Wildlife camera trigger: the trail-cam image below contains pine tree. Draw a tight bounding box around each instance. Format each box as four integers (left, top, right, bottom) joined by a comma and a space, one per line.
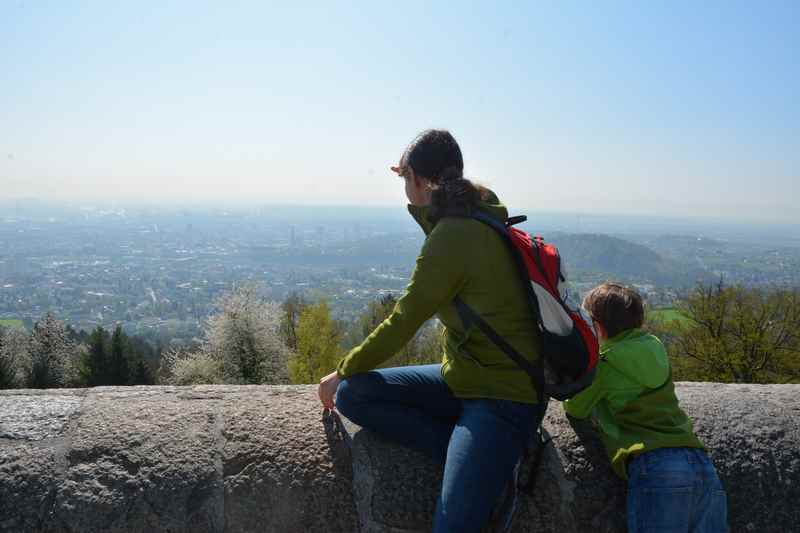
84, 327, 109, 386
132, 358, 153, 385
109, 326, 130, 385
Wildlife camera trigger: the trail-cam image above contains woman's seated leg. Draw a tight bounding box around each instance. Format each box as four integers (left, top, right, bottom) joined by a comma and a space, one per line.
434, 399, 540, 533
336, 364, 461, 463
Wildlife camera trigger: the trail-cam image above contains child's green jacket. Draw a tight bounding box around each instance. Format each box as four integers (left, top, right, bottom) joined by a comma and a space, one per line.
564, 329, 703, 479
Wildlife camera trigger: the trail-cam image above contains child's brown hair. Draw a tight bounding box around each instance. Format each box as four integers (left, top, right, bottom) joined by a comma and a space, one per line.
582, 282, 644, 338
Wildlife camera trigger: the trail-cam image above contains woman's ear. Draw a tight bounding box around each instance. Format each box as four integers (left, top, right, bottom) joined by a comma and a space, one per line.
410, 169, 434, 191
408, 167, 420, 185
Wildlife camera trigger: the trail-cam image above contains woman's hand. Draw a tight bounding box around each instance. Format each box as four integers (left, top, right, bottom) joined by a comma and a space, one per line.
318, 371, 342, 411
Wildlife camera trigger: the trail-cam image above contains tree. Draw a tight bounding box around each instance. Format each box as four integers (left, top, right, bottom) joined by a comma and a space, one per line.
342, 294, 397, 350
289, 299, 344, 384
25, 313, 72, 388
339, 294, 442, 370
63, 343, 89, 388
657, 281, 800, 383
126, 334, 157, 385
159, 285, 290, 386
1, 326, 29, 389
108, 326, 130, 385
359, 294, 397, 340
83, 327, 110, 386
131, 357, 154, 385
389, 320, 444, 367
280, 292, 307, 351
0, 326, 17, 389
205, 284, 289, 384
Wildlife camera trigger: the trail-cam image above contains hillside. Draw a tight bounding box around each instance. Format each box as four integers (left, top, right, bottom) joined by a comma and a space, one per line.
314, 230, 710, 288
548, 232, 710, 287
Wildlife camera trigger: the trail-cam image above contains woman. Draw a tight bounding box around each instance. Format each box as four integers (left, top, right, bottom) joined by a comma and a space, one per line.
317, 129, 542, 533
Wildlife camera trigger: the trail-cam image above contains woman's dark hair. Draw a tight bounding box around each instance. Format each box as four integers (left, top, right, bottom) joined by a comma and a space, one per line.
402, 129, 485, 216
582, 282, 645, 338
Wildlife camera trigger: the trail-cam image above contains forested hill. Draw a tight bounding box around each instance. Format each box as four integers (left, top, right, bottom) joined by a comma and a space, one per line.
266, 230, 712, 287
547, 232, 710, 287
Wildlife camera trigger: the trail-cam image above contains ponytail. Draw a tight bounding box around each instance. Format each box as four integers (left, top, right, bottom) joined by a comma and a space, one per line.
403, 130, 485, 218
430, 166, 484, 217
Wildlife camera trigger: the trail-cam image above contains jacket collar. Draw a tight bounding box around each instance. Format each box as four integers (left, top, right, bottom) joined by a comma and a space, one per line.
407, 189, 509, 236
599, 328, 644, 353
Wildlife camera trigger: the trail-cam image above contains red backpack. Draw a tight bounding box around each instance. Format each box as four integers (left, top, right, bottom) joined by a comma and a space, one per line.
453, 212, 599, 403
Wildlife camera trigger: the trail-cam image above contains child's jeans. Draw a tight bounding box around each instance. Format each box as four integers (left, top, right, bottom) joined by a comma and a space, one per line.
627, 447, 728, 533
335, 364, 541, 533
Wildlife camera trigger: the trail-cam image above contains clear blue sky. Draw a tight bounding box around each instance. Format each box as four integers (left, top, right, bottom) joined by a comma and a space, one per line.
1, 1, 797, 222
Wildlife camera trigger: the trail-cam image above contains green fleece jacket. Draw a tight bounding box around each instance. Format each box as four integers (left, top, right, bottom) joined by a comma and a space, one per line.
564, 329, 704, 479
336, 192, 541, 403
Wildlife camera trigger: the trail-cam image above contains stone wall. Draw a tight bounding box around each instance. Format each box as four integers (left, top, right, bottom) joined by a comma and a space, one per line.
1, 383, 797, 532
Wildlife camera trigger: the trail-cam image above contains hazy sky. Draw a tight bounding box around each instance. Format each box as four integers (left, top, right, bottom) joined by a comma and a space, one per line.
1, 1, 798, 222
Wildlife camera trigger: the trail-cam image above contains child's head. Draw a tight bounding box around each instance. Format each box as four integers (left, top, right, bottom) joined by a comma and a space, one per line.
582, 282, 644, 341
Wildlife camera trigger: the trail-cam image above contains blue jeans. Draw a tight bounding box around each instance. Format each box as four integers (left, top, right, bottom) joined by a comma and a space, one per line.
335, 364, 541, 533
627, 447, 728, 533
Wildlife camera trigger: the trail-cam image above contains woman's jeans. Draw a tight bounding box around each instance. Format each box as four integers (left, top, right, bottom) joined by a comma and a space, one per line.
627, 447, 729, 533
336, 364, 541, 533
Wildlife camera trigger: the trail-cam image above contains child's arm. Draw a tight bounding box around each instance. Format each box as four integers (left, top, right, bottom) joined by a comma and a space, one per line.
563, 366, 607, 419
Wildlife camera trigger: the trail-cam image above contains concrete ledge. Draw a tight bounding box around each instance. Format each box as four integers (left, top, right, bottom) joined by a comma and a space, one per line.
1, 383, 798, 532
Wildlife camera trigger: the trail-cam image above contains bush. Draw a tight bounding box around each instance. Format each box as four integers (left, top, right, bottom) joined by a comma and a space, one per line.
158, 284, 290, 385
170, 351, 224, 385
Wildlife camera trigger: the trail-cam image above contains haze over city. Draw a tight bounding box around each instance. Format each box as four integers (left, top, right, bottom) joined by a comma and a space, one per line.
1, 1, 797, 223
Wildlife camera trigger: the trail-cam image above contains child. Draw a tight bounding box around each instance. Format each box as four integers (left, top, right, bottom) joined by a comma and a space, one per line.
564, 282, 728, 533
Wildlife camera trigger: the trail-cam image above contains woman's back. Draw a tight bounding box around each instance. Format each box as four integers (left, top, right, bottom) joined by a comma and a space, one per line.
337, 189, 541, 404
417, 194, 541, 403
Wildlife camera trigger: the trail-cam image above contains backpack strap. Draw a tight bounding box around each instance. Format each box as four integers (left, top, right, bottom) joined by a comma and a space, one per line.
453, 297, 545, 406
519, 402, 552, 494
471, 212, 546, 331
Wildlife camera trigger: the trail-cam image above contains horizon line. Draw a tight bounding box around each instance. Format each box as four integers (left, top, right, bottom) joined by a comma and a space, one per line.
1, 197, 799, 228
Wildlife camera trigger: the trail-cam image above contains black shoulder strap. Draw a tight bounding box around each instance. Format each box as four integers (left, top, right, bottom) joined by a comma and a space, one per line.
470, 212, 545, 331
454, 297, 545, 406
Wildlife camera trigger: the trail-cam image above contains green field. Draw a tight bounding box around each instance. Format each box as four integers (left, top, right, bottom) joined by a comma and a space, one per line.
647, 308, 691, 325
0, 319, 25, 330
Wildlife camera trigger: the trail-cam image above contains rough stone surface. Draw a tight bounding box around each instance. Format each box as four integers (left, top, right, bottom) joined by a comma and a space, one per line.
0, 389, 84, 440
0, 386, 358, 533
0, 383, 797, 532
219, 386, 356, 533
336, 382, 800, 533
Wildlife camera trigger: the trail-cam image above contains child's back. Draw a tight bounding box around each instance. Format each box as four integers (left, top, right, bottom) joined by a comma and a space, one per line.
564, 328, 703, 478
565, 283, 727, 533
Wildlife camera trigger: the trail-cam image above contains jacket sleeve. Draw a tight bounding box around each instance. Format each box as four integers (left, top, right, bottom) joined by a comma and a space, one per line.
337, 222, 467, 377
563, 362, 609, 419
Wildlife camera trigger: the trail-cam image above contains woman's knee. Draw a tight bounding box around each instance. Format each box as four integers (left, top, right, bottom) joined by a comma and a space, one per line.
335, 373, 371, 417
335, 378, 352, 415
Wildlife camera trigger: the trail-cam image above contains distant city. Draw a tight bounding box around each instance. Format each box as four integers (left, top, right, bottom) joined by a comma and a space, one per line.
1, 199, 798, 347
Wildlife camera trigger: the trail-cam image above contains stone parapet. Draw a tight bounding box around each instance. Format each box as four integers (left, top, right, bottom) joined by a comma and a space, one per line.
1, 383, 797, 532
